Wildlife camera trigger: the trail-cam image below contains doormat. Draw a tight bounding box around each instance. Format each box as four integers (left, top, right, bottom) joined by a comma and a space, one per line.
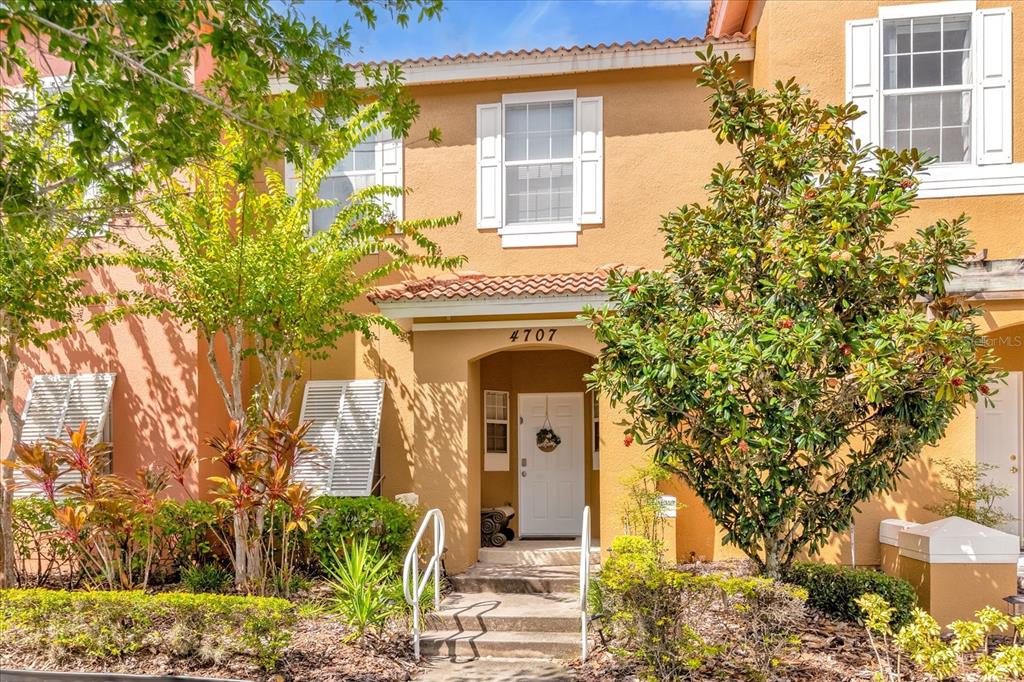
521, 536, 576, 541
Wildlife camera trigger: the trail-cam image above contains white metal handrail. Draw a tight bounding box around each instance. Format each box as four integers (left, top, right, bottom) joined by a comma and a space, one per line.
403, 507, 445, 659
579, 504, 592, 660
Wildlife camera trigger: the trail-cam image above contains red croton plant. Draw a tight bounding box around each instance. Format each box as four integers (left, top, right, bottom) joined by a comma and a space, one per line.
5, 412, 319, 595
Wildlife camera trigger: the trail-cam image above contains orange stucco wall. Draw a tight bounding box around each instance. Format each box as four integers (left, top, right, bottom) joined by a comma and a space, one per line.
0, 263, 205, 495
752, 0, 1024, 259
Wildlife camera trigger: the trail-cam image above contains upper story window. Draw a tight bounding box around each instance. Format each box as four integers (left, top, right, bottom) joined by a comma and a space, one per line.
504, 100, 574, 225
882, 14, 972, 164
846, 1, 1018, 197
477, 90, 603, 248
286, 130, 403, 234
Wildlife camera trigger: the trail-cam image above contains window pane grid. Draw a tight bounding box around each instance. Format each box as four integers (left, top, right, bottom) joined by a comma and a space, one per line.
881, 13, 972, 165
485, 391, 509, 455
504, 99, 574, 226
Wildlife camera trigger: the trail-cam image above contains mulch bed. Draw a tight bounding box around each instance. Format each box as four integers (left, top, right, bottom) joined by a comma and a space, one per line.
573, 558, 929, 682
0, 616, 420, 682
574, 611, 914, 681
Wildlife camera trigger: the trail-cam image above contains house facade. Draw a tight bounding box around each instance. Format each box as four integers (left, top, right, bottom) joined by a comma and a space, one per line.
6, 0, 1024, 574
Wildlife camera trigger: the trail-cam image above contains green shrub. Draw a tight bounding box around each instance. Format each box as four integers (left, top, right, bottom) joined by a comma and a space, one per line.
153, 500, 224, 574
784, 561, 917, 628
181, 563, 232, 593
0, 588, 294, 671
600, 535, 806, 681
306, 496, 417, 571
11, 498, 76, 588
859, 595, 1024, 681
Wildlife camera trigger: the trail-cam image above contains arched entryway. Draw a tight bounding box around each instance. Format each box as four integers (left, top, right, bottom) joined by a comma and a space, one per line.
475, 348, 600, 542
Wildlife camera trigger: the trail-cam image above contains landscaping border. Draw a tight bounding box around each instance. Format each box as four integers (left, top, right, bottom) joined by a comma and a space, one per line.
0, 671, 250, 682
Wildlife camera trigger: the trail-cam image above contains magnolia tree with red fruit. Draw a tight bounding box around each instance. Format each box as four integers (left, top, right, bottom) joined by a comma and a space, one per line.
588, 50, 1001, 579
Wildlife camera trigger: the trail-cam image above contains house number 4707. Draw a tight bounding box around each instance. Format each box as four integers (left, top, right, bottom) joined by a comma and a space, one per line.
508, 328, 558, 343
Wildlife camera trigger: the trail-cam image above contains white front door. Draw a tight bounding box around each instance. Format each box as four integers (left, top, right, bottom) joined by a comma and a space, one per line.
976, 371, 1023, 536
518, 393, 585, 537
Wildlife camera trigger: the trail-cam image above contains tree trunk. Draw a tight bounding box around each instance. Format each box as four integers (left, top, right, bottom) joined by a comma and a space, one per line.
0, 344, 24, 588
233, 511, 248, 590
762, 537, 784, 580
204, 326, 246, 427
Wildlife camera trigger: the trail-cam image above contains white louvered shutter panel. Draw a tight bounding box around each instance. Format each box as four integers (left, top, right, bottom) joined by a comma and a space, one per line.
377, 132, 404, 221
575, 96, 603, 225
296, 379, 385, 497
331, 380, 385, 497
295, 381, 345, 494
845, 18, 881, 148
20, 375, 73, 444
62, 373, 115, 439
976, 7, 1013, 166
476, 103, 502, 229
16, 373, 115, 497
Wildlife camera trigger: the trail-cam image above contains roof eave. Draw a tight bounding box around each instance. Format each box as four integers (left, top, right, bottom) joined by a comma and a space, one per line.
270, 38, 754, 92
375, 293, 610, 320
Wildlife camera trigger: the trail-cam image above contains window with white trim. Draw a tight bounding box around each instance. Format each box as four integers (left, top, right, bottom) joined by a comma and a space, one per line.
846, 2, 1018, 197
591, 391, 600, 471
477, 90, 603, 248
484, 390, 509, 456
505, 99, 575, 225
882, 14, 972, 164
286, 130, 404, 234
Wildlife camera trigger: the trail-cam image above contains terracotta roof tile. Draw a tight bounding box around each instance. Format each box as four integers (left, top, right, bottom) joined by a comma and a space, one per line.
370, 267, 635, 304
354, 33, 750, 69
706, 0, 724, 37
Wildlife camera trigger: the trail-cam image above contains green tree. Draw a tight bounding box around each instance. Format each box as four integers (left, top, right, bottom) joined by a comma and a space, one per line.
143, 113, 463, 427
0, 77, 124, 586
588, 51, 1000, 579
0, 0, 444, 588
0, 0, 443, 199
142, 119, 462, 587
926, 458, 1012, 530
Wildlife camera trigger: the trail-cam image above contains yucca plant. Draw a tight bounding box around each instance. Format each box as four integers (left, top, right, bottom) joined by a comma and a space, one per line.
324, 536, 400, 642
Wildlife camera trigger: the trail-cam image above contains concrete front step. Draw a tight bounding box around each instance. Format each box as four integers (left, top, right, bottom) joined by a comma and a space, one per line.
434, 591, 580, 632
419, 629, 581, 660
450, 564, 593, 594
478, 540, 601, 567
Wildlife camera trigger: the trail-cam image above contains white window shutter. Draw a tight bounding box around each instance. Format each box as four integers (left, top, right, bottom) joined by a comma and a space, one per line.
296, 379, 385, 497
476, 103, 502, 229
575, 96, 603, 225
976, 7, 1013, 166
845, 18, 881, 148
20, 373, 114, 443
17, 373, 115, 497
377, 133, 404, 221
20, 375, 73, 445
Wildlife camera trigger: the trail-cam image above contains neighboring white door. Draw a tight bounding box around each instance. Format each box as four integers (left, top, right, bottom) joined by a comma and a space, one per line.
976, 371, 1023, 536
518, 393, 585, 537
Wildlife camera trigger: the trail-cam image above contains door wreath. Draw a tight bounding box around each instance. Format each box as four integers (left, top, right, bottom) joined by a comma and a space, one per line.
536, 396, 562, 452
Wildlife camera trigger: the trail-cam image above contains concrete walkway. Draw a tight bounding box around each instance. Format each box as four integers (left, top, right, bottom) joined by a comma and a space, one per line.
416, 657, 575, 681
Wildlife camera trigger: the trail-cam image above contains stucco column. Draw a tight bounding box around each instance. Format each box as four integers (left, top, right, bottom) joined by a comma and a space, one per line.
412, 332, 481, 573
597, 396, 640, 556
897, 517, 1018, 627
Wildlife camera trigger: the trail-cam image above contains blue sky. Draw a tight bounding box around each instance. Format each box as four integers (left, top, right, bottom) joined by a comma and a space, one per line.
299, 0, 712, 63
